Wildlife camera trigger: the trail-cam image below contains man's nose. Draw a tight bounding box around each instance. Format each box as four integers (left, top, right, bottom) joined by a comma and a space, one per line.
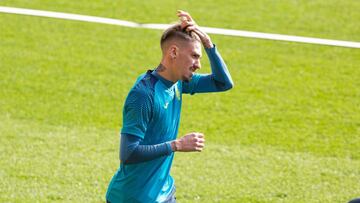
194, 60, 201, 69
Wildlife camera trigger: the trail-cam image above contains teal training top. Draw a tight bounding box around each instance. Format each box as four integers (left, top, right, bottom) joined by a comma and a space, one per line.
106, 45, 233, 203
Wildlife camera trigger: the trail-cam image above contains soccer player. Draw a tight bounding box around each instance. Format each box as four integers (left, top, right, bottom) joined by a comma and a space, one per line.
105, 10, 233, 203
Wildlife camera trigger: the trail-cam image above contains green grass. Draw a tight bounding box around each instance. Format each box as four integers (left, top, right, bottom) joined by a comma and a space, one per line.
1, 1, 360, 202
1, 0, 360, 41
0, 115, 116, 202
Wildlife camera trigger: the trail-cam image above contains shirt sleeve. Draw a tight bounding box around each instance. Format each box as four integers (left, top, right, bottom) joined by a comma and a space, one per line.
121, 89, 152, 139
120, 133, 173, 164
182, 44, 234, 94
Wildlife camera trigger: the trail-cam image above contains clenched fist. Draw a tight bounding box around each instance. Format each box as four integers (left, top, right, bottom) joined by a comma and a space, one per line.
171, 132, 205, 152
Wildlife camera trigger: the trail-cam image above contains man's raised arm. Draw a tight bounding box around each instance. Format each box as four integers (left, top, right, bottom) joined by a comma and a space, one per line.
178, 10, 234, 94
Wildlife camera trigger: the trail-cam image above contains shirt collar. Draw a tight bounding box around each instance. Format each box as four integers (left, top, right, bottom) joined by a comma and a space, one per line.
151, 70, 176, 88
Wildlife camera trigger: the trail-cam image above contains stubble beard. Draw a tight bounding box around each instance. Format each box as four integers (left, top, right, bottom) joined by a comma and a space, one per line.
182, 73, 192, 83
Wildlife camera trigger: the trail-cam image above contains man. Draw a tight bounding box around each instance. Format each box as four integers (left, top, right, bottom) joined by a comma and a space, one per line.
106, 10, 233, 203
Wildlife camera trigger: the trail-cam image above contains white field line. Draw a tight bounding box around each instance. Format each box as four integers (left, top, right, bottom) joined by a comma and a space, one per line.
1, 6, 359, 49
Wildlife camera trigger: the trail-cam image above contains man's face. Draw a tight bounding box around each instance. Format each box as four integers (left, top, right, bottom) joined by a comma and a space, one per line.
175, 41, 202, 82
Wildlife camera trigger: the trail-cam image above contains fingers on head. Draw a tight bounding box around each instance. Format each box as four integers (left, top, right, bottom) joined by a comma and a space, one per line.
177, 10, 193, 21
185, 24, 196, 32
177, 10, 189, 16
184, 22, 195, 26
180, 16, 188, 22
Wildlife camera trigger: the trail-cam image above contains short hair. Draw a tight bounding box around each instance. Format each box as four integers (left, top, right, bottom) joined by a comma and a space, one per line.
160, 24, 200, 50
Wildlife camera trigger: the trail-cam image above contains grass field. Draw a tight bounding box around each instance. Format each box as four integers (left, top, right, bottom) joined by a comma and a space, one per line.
1, 1, 360, 202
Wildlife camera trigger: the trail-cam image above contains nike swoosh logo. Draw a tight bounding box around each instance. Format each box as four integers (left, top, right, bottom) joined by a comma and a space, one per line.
164, 102, 169, 109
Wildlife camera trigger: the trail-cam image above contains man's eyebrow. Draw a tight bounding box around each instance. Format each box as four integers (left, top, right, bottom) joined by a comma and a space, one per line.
193, 52, 202, 58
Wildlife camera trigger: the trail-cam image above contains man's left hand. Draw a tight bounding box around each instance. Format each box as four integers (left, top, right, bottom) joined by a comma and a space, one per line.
177, 10, 213, 49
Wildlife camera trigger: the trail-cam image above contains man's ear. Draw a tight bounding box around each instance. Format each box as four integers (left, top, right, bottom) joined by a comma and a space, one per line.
169, 45, 179, 59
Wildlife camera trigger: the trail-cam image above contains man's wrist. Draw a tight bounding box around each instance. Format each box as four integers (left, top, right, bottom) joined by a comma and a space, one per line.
203, 39, 213, 49
171, 140, 182, 152
171, 140, 177, 152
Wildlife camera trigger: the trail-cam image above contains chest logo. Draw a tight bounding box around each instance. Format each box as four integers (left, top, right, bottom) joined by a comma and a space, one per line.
163, 102, 169, 109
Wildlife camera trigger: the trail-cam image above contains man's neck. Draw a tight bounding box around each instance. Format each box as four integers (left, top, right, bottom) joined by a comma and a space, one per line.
155, 62, 178, 83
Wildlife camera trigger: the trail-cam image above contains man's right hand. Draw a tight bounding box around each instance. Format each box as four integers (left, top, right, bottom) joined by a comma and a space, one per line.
171, 132, 205, 152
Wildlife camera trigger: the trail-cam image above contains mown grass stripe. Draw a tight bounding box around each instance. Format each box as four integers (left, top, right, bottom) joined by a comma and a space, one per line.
1, 6, 360, 49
